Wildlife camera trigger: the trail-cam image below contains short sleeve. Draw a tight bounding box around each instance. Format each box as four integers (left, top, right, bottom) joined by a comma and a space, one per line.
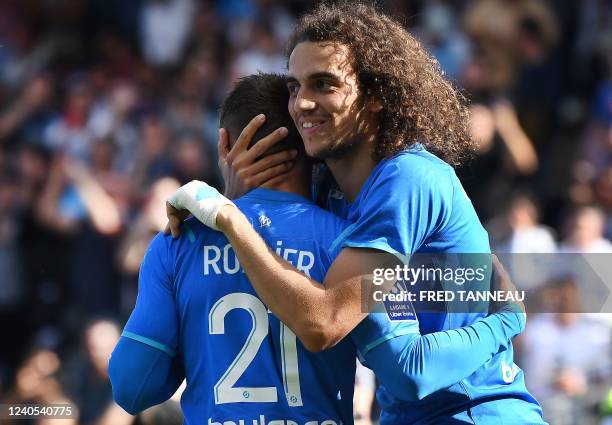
340, 158, 454, 255
123, 232, 179, 357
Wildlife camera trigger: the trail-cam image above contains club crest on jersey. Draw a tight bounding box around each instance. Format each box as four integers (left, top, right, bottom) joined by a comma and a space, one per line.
259, 215, 272, 228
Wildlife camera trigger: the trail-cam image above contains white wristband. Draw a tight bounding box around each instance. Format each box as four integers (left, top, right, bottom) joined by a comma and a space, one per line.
167, 181, 235, 231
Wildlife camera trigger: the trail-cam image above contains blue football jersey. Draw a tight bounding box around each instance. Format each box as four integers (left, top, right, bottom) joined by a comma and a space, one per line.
324, 148, 545, 424
124, 188, 357, 425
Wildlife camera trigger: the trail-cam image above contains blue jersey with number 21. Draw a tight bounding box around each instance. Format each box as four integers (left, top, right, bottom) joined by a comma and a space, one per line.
123, 188, 360, 425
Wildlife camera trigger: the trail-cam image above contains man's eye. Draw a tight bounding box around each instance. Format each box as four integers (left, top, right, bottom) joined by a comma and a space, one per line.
315, 80, 332, 90
287, 84, 299, 96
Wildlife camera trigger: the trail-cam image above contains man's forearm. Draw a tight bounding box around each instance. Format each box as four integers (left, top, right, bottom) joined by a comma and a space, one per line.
217, 205, 348, 350
166, 181, 366, 350
359, 306, 525, 401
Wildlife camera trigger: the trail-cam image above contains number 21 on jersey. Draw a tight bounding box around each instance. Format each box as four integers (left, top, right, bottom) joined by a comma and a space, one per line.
209, 292, 303, 406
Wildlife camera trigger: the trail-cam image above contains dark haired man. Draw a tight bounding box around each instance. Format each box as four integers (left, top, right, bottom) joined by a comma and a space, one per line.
110, 74, 356, 424
167, 5, 546, 416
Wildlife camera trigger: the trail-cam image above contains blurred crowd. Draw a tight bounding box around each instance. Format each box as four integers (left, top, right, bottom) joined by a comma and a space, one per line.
0, 0, 610, 424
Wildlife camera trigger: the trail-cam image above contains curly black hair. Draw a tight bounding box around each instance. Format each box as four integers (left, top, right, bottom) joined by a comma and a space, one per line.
287, 1, 474, 166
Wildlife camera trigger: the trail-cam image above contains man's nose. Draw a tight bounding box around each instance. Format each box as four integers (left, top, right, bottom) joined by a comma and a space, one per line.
294, 90, 316, 112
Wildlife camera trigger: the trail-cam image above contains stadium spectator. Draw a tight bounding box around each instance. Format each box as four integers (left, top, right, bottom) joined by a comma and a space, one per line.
1, 348, 77, 425
130, 114, 174, 194
139, 0, 196, 67
63, 320, 132, 425
522, 278, 612, 425
490, 193, 557, 254
42, 74, 97, 161
117, 176, 180, 316
559, 206, 612, 253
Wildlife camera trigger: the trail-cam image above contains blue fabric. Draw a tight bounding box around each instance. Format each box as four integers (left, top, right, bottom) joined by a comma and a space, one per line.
357, 307, 524, 403
109, 337, 183, 415
121, 331, 176, 357
341, 148, 490, 255
321, 148, 545, 424
114, 182, 541, 424
118, 188, 357, 424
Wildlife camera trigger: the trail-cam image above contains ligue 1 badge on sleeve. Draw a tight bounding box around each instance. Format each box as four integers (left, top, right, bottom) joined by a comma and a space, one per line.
380, 280, 418, 322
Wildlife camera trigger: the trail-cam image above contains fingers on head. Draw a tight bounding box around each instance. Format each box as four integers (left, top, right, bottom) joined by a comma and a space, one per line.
252, 127, 288, 156
252, 162, 294, 187
235, 114, 266, 151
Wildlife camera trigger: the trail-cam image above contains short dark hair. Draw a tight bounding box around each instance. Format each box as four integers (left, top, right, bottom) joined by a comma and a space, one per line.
219, 73, 302, 157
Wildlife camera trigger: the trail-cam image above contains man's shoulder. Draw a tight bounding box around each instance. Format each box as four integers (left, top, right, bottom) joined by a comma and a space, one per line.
367, 148, 455, 199
238, 190, 348, 227
385, 148, 453, 178
168, 217, 226, 249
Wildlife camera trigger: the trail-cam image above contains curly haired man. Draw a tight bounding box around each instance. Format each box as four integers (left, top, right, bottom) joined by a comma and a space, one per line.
166, 3, 546, 424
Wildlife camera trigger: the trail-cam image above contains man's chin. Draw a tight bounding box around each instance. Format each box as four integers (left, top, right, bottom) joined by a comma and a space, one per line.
307, 139, 359, 161
303, 138, 326, 159
306, 146, 333, 161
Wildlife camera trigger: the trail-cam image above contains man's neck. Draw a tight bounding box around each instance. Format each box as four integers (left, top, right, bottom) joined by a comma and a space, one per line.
260, 162, 312, 200
325, 142, 377, 203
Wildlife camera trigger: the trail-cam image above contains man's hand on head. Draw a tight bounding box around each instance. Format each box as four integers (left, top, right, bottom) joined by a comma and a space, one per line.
219, 114, 297, 199
165, 181, 236, 237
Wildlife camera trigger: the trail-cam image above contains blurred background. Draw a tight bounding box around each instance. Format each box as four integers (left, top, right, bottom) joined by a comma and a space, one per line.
0, 0, 610, 424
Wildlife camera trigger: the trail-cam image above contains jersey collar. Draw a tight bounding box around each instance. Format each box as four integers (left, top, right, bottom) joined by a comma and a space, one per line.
242, 187, 313, 204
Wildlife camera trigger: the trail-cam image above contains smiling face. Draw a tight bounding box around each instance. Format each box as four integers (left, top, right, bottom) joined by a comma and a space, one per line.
287, 41, 379, 160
